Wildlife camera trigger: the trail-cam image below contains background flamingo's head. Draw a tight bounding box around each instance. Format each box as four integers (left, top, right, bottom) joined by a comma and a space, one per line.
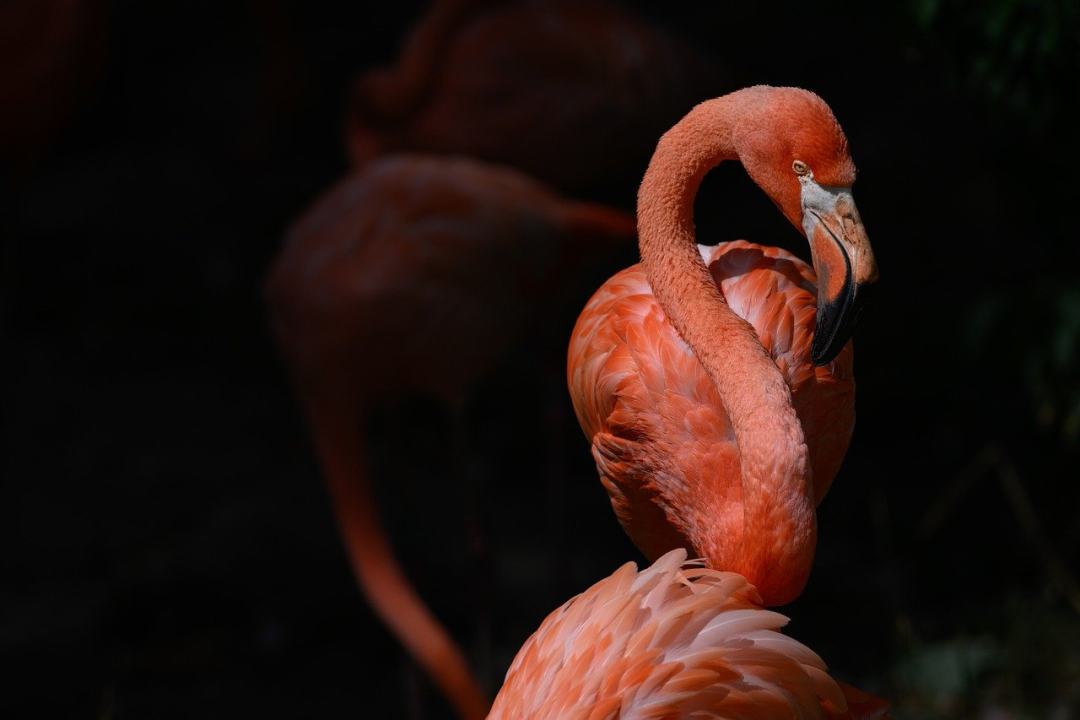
735, 86, 878, 365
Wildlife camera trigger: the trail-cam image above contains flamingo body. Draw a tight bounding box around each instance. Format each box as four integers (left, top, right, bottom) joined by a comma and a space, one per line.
568, 241, 854, 580
489, 549, 889, 719
268, 153, 634, 403
565, 87, 878, 605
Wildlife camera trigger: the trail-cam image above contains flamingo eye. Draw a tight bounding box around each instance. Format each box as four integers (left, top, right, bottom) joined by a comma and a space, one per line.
792, 160, 810, 176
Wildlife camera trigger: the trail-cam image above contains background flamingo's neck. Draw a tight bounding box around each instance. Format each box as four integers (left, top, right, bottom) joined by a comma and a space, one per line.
636, 95, 816, 605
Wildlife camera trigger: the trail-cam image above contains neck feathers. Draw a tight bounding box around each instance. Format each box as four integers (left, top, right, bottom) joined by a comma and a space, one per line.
636, 94, 815, 605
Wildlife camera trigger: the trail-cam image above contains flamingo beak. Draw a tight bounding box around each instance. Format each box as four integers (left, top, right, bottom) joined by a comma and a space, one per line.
800, 180, 877, 366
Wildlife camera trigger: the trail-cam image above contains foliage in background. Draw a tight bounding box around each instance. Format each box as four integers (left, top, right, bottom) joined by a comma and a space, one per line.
909, 0, 1080, 127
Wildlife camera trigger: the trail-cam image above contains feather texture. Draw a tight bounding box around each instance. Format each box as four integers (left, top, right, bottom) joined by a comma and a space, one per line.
568, 240, 855, 588
489, 549, 880, 719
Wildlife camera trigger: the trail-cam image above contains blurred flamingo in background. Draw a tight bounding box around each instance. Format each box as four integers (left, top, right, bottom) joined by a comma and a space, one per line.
568, 86, 879, 606
265, 154, 635, 719
489, 548, 891, 719
347, 0, 720, 197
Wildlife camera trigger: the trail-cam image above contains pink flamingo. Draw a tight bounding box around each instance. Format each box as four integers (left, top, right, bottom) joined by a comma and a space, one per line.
265, 154, 635, 719
489, 549, 891, 719
568, 86, 878, 606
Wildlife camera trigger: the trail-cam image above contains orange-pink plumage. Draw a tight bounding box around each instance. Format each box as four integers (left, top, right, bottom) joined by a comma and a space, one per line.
567, 87, 879, 606
569, 241, 855, 560
489, 549, 890, 719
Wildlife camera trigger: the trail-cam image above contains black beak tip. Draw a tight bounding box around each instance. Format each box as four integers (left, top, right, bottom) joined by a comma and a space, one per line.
811, 284, 870, 367
810, 334, 844, 367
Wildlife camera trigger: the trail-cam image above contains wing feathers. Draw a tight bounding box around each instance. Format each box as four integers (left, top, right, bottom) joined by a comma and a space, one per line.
566, 241, 857, 562
489, 550, 848, 719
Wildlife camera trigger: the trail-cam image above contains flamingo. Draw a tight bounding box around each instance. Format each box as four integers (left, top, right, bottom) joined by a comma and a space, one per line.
489, 548, 891, 719
347, 0, 718, 196
265, 153, 635, 720
567, 86, 878, 606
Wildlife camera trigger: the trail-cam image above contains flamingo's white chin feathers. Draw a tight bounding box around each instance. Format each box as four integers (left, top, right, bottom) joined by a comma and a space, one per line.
488, 549, 848, 719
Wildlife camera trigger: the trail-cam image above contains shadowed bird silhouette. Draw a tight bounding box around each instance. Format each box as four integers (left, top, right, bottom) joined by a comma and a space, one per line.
568, 86, 879, 606
265, 154, 635, 719
347, 0, 720, 197
489, 548, 891, 719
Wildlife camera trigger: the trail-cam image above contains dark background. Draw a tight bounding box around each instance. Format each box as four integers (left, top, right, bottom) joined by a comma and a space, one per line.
4, 1, 1079, 718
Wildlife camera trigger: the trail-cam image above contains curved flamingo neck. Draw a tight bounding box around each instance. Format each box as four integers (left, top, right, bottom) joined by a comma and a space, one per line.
637, 95, 815, 604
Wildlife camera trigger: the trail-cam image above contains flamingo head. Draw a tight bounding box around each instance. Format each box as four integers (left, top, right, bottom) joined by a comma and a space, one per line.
735, 87, 878, 365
